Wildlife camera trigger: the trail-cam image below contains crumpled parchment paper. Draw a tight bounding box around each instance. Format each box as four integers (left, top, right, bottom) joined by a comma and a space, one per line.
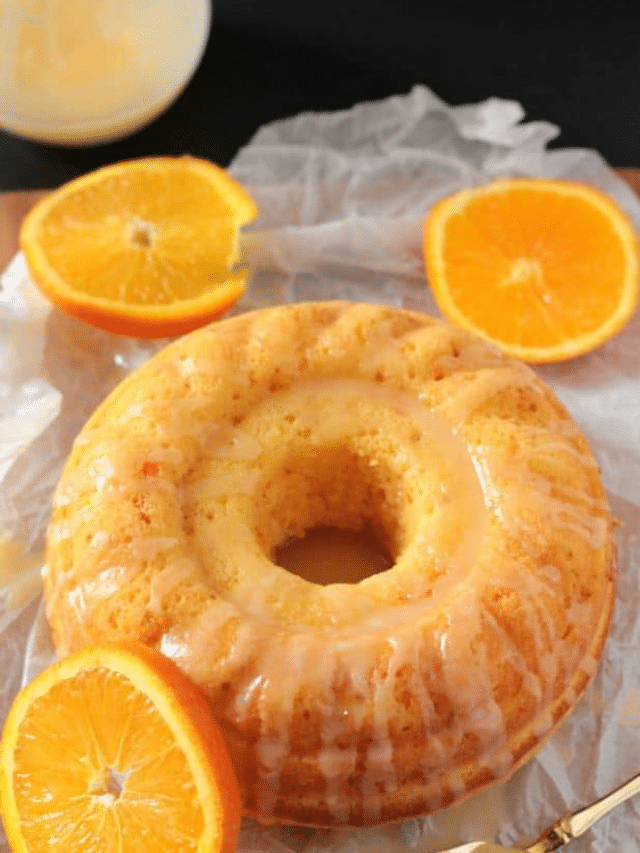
1, 85, 639, 853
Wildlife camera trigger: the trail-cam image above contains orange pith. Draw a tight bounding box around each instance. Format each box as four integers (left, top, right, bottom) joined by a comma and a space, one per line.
19, 156, 259, 338
423, 178, 639, 362
0, 644, 241, 853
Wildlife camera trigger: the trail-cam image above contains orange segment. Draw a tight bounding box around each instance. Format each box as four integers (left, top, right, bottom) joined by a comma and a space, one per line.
0, 644, 241, 853
20, 156, 259, 338
423, 178, 639, 362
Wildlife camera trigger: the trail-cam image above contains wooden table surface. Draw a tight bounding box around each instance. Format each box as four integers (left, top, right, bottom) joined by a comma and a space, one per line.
2, 170, 640, 272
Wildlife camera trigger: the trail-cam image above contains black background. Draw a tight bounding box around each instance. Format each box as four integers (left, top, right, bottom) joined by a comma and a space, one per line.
2, 0, 639, 191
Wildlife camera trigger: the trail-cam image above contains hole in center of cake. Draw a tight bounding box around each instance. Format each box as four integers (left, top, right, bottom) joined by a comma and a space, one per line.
257, 443, 404, 585
274, 524, 394, 584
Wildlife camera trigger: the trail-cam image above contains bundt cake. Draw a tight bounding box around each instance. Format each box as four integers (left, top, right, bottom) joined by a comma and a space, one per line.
43, 301, 616, 827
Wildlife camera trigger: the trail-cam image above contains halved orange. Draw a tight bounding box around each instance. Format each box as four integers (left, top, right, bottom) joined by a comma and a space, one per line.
20, 156, 258, 338
423, 178, 639, 362
0, 644, 241, 853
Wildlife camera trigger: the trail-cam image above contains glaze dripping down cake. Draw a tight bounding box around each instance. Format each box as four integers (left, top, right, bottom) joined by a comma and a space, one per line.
43, 301, 616, 827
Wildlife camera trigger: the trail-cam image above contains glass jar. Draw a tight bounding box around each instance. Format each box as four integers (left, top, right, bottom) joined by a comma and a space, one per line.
0, 0, 212, 145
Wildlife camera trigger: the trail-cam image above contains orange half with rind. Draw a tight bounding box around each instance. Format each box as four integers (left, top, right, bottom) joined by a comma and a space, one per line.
424, 178, 639, 362
0, 644, 241, 853
20, 156, 259, 338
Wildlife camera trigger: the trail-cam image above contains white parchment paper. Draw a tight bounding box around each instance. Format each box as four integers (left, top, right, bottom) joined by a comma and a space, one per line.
1, 85, 639, 853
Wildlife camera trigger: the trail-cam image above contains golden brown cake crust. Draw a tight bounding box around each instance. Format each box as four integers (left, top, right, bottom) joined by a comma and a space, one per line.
43, 301, 616, 828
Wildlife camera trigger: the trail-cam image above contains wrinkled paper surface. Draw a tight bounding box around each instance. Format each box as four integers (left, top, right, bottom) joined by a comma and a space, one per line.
1, 86, 639, 853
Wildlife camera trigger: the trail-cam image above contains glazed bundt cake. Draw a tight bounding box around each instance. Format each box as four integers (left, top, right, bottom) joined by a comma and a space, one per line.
43, 301, 616, 827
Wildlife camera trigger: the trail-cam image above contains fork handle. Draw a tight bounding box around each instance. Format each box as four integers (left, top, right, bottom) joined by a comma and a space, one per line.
525, 773, 640, 853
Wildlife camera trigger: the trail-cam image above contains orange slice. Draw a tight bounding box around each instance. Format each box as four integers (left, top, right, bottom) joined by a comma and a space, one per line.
423, 178, 639, 362
20, 156, 258, 338
0, 644, 241, 853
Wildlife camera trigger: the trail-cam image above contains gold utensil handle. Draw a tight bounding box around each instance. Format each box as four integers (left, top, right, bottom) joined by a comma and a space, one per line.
525, 772, 640, 853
